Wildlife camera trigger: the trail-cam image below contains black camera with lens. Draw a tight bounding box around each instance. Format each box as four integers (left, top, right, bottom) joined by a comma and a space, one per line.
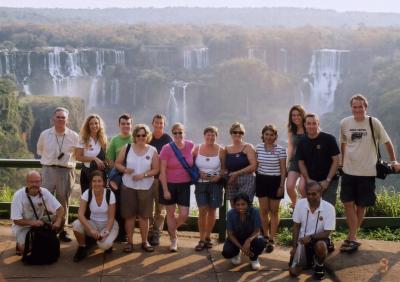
57, 152, 65, 160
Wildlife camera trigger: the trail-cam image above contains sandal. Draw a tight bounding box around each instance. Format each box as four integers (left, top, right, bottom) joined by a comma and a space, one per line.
141, 242, 155, 253
265, 240, 275, 253
123, 243, 134, 253
195, 240, 206, 251
205, 238, 213, 249
340, 240, 360, 253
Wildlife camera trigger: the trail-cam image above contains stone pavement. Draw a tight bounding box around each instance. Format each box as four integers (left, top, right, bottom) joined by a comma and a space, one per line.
0, 221, 399, 281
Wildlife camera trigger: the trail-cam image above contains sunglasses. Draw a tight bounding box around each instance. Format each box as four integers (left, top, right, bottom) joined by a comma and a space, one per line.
172, 131, 183, 135
136, 134, 147, 138
307, 192, 318, 196
232, 131, 244, 135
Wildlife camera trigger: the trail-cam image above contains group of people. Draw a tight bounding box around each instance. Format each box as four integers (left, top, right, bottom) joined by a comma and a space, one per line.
10, 94, 399, 279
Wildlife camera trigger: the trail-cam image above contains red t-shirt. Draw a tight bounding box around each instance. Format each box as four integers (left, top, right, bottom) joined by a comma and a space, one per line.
159, 140, 194, 183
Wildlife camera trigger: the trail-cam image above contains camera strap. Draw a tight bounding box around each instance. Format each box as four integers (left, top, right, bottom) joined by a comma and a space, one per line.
55, 134, 65, 154
25, 187, 52, 223
369, 117, 382, 160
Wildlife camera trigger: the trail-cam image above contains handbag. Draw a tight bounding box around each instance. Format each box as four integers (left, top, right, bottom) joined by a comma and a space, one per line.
169, 142, 200, 183
369, 117, 392, 179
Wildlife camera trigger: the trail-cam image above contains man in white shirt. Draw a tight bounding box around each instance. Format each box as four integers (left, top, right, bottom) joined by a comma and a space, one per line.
37, 107, 79, 242
290, 181, 336, 280
11, 171, 64, 255
339, 94, 397, 252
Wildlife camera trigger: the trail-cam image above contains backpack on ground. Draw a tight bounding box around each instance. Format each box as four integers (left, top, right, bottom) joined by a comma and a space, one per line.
22, 188, 60, 265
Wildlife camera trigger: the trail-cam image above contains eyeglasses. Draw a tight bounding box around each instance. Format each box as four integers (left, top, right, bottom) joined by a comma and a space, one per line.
172, 132, 183, 135
136, 134, 147, 138
55, 116, 66, 119
232, 131, 244, 135
307, 192, 318, 196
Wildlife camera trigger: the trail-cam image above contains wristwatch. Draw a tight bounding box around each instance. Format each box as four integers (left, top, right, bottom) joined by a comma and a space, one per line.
326, 177, 332, 183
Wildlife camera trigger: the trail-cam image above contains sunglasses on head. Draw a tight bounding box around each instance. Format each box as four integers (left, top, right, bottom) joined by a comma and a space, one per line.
232, 131, 244, 135
136, 134, 147, 138
172, 131, 183, 135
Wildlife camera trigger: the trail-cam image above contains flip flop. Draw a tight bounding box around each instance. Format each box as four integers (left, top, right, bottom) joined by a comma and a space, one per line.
205, 238, 213, 249
340, 240, 360, 253
195, 240, 206, 251
123, 243, 134, 253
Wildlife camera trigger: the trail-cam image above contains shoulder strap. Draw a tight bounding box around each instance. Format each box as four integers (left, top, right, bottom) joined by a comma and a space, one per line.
169, 142, 191, 170
124, 143, 131, 166
369, 117, 381, 159
25, 188, 39, 220
106, 188, 111, 205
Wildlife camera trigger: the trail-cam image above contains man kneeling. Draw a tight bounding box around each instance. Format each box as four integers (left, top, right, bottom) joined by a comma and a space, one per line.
72, 170, 119, 262
11, 171, 64, 256
289, 181, 336, 280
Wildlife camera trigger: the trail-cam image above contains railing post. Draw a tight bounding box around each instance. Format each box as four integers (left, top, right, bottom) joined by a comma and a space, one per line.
218, 191, 227, 242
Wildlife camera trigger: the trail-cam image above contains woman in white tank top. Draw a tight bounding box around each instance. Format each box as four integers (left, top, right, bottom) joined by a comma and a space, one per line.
115, 124, 160, 253
193, 126, 226, 251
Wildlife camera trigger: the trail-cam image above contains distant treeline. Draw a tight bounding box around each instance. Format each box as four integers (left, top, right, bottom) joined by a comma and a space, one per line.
1, 7, 400, 27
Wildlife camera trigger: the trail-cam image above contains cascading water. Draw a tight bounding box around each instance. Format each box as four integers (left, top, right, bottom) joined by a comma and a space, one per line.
183, 48, 208, 70
167, 86, 179, 125
48, 47, 64, 96
307, 49, 348, 115
110, 79, 120, 105
66, 49, 83, 77
166, 81, 190, 126
114, 50, 125, 65
88, 50, 105, 109
280, 48, 288, 73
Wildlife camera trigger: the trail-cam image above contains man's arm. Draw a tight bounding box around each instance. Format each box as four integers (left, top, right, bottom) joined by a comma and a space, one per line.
320, 154, 339, 191
51, 205, 64, 230
384, 141, 397, 162
298, 160, 310, 182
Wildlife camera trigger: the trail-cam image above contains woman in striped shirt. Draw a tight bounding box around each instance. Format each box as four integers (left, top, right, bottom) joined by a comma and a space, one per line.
255, 125, 287, 253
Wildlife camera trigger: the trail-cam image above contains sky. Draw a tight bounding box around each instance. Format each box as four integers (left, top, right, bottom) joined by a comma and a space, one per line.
1, 0, 400, 14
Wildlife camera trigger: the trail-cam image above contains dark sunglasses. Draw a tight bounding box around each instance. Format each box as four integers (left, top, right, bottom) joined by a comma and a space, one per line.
232, 131, 244, 135
136, 134, 147, 138
172, 131, 183, 135
307, 192, 318, 196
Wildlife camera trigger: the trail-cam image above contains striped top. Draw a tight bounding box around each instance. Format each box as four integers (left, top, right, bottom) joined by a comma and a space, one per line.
256, 143, 287, 176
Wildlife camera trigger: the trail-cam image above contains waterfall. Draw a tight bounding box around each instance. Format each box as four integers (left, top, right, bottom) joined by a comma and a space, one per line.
110, 79, 120, 105
280, 48, 288, 73
48, 47, 64, 96
181, 82, 188, 125
88, 78, 98, 109
114, 50, 125, 65
66, 49, 83, 77
167, 86, 179, 125
101, 80, 106, 106
248, 48, 254, 59
183, 47, 208, 70
307, 49, 348, 115
4, 52, 11, 74
248, 47, 266, 63
96, 50, 105, 76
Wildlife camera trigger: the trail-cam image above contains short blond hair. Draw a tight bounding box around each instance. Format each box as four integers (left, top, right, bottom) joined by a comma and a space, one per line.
350, 94, 368, 107
171, 122, 184, 133
132, 124, 152, 144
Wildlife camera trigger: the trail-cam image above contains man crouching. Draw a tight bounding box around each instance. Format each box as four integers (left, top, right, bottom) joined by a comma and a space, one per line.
11, 170, 64, 255
289, 181, 336, 280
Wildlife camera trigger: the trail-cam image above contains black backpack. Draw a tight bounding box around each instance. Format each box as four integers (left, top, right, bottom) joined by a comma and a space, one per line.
84, 188, 112, 220
22, 189, 60, 265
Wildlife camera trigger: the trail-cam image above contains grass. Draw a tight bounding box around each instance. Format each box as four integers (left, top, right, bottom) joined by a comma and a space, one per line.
0, 185, 14, 202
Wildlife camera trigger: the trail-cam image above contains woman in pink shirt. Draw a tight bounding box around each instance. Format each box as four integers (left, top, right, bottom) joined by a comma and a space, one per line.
159, 123, 194, 252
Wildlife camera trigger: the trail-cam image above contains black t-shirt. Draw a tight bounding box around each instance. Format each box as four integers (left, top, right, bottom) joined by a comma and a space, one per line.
149, 133, 172, 153
296, 132, 340, 181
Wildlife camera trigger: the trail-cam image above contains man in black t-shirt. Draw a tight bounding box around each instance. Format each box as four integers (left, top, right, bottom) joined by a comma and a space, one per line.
296, 113, 340, 206
148, 114, 173, 246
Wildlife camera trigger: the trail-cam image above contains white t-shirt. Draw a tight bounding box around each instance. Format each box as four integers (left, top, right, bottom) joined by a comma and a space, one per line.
122, 145, 156, 190
340, 116, 391, 176
81, 189, 116, 222
77, 136, 102, 168
256, 143, 287, 175
11, 187, 61, 234
292, 198, 336, 238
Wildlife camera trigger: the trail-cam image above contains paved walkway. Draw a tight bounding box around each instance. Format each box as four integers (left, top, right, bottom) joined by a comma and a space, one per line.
1, 221, 399, 281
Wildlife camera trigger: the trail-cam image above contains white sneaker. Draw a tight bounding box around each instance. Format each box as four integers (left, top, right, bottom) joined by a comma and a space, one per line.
170, 238, 178, 252
250, 258, 261, 270
231, 253, 241, 265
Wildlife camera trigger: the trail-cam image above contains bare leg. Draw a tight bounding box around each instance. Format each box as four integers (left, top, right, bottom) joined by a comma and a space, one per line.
165, 204, 178, 239
356, 205, 366, 230
198, 206, 207, 241
314, 241, 328, 264
286, 171, 300, 207
297, 175, 306, 198
73, 230, 86, 246
258, 197, 270, 237
139, 217, 149, 244
176, 206, 189, 228
205, 207, 217, 240
268, 198, 281, 241
124, 217, 136, 244
344, 202, 358, 241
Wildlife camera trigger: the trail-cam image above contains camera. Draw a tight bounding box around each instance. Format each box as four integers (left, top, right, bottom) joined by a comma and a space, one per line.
57, 152, 65, 160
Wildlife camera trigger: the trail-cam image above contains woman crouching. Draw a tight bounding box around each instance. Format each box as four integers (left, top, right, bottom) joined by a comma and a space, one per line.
72, 170, 119, 262
222, 192, 265, 270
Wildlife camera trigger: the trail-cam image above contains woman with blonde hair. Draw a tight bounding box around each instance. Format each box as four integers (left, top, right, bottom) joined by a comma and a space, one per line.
76, 114, 108, 193
115, 124, 159, 253
159, 122, 195, 252
225, 122, 257, 205
286, 105, 306, 208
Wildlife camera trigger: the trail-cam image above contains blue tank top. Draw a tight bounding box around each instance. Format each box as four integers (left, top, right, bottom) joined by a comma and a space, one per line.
226, 147, 250, 172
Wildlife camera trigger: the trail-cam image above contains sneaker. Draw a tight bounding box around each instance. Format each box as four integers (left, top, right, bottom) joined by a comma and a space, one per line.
250, 258, 261, 270
314, 263, 326, 280
73, 246, 87, 262
231, 253, 241, 265
59, 231, 72, 242
170, 238, 178, 252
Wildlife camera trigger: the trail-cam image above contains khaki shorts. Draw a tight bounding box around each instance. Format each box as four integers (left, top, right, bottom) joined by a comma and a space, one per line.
120, 184, 153, 219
